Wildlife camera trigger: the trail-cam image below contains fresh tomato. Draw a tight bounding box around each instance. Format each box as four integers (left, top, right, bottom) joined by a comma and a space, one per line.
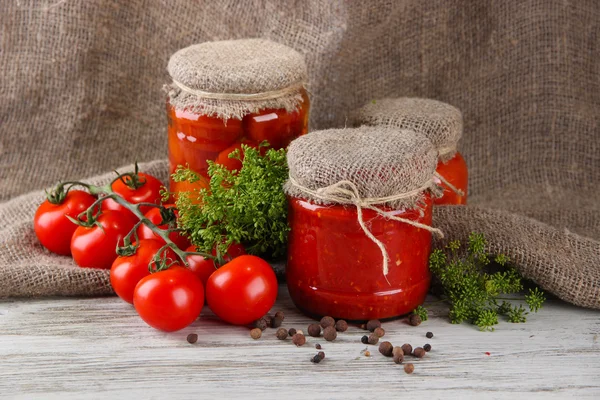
212, 242, 247, 262
206, 255, 277, 325
34, 190, 96, 256
110, 239, 178, 304
102, 172, 163, 218
214, 140, 260, 172
137, 205, 191, 249
186, 243, 246, 286
133, 266, 204, 332
71, 210, 137, 269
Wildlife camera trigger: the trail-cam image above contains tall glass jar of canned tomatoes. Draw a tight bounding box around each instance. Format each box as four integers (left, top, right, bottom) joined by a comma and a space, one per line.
284, 126, 443, 321
165, 39, 309, 195
353, 97, 468, 205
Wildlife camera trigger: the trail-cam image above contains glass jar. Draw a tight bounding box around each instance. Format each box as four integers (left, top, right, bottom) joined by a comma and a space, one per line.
286, 194, 434, 321
435, 151, 468, 205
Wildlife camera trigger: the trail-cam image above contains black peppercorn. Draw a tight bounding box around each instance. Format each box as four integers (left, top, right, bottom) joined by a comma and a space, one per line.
408, 314, 422, 326
373, 327, 385, 338
250, 328, 262, 340
253, 318, 268, 331
393, 353, 404, 364
308, 323, 322, 337
323, 326, 337, 341
423, 344, 432, 352
401, 343, 412, 356
413, 347, 426, 358
367, 333, 379, 345
366, 319, 381, 332
335, 319, 348, 332
311, 354, 322, 363
271, 316, 284, 328
274, 311, 285, 321
320, 316, 335, 329
276, 328, 288, 340
318, 351, 325, 360
288, 328, 297, 337
186, 333, 198, 344
378, 341, 393, 357
404, 363, 415, 374
315, 343, 322, 349
361, 335, 369, 344
426, 331, 433, 339
292, 333, 306, 346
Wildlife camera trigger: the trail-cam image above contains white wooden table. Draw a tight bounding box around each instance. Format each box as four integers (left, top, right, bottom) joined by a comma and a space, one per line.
1, 285, 599, 399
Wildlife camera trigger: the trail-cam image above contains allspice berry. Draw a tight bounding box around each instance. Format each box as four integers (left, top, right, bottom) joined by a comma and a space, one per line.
361, 335, 369, 344
401, 343, 413, 356
392, 346, 404, 358
288, 328, 297, 337
378, 341, 393, 357
263, 315, 273, 327
423, 344, 432, 352
408, 314, 422, 326
366, 319, 381, 332
274, 311, 285, 321
413, 347, 426, 358
404, 363, 415, 374
367, 333, 379, 345
320, 316, 335, 329
253, 318, 268, 331
373, 327, 385, 338
323, 326, 337, 341
335, 319, 348, 332
292, 333, 306, 346
271, 315, 284, 328
250, 328, 262, 340
364, 350, 371, 357
186, 333, 198, 344
308, 323, 322, 337
276, 328, 288, 340
393, 353, 404, 364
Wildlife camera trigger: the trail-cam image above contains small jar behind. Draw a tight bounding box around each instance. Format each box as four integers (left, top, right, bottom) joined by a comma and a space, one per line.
284, 127, 443, 321
166, 39, 310, 195
352, 98, 467, 205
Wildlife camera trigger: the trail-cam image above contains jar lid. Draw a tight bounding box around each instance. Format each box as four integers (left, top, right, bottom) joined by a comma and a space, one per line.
166, 39, 308, 121
285, 126, 440, 210
352, 98, 463, 162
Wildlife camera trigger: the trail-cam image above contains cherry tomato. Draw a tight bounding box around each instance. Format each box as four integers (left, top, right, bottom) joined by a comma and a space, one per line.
212, 242, 247, 262
34, 190, 96, 256
243, 108, 298, 149
110, 239, 178, 304
185, 245, 216, 287
206, 255, 278, 325
214, 140, 260, 172
133, 266, 204, 332
71, 210, 137, 269
137, 205, 191, 249
102, 172, 163, 218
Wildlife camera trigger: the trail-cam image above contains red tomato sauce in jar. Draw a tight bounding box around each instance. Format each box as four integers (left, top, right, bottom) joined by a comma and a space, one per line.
167, 89, 309, 193
286, 194, 433, 321
435, 152, 468, 205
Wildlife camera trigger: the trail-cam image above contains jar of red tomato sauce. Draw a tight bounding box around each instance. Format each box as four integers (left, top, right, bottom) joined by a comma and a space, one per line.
352, 98, 467, 205
284, 127, 443, 321
165, 39, 309, 195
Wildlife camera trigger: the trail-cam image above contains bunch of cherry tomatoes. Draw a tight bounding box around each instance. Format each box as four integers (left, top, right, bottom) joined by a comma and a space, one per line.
33, 169, 278, 332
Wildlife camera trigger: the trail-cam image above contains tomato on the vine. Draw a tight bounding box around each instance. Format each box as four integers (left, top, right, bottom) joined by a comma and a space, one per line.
213, 242, 247, 262
71, 210, 137, 269
102, 172, 163, 218
137, 205, 190, 249
110, 239, 177, 304
206, 255, 277, 325
34, 190, 96, 256
133, 266, 204, 332
187, 243, 246, 286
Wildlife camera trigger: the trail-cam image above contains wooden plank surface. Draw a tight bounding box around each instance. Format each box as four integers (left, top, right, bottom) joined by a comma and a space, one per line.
1, 285, 599, 399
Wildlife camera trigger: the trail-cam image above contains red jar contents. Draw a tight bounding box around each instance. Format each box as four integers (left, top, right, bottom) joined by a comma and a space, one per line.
435, 151, 468, 205
286, 194, 433, 321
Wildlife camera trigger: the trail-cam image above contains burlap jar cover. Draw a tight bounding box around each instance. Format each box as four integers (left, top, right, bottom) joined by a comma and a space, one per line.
285, 126, 443, 275
166, 38, 308, 121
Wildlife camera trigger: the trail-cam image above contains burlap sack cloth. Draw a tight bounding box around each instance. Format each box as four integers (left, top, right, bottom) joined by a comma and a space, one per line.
1, 1, 599, 308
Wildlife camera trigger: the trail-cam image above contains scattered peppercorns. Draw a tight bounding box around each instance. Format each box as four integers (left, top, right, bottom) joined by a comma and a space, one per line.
276, 328, 288, 340
274, 311, 285, 321
426, 331, 434, 339
366, 319, 381, 332
292, 333, 306, 346
364, 350, 371, 357
318, 351, 325, 360
271, 315, 284, 328
320, 316, 335, 328
404, 363, 415, 374
423, 344, 432, 352
335, 319, 348, 332
367, 333, 379, 345
250, 328, 262, 340
315, 343, 322, 349
393, 353, 404, 364
308, 323, 322, 337
413, 347, 426, 358
401, 343, 413, 355
253, 318, 268, 331
378, 341, 393, 357
186, 333, 198, 344
408, 314, 422, 326
263, 315, 273, 327
311, 354, 322, 363
361, 335, 369, 344
373, 327, 385, 338
323, 326, 337, 341
288, 328, 297, 337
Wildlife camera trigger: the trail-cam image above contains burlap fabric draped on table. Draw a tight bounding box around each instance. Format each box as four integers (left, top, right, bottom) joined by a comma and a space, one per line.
1, 1, 599, 308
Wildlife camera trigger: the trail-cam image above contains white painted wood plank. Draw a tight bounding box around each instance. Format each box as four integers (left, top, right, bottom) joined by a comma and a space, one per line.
0, 285, 599, 399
